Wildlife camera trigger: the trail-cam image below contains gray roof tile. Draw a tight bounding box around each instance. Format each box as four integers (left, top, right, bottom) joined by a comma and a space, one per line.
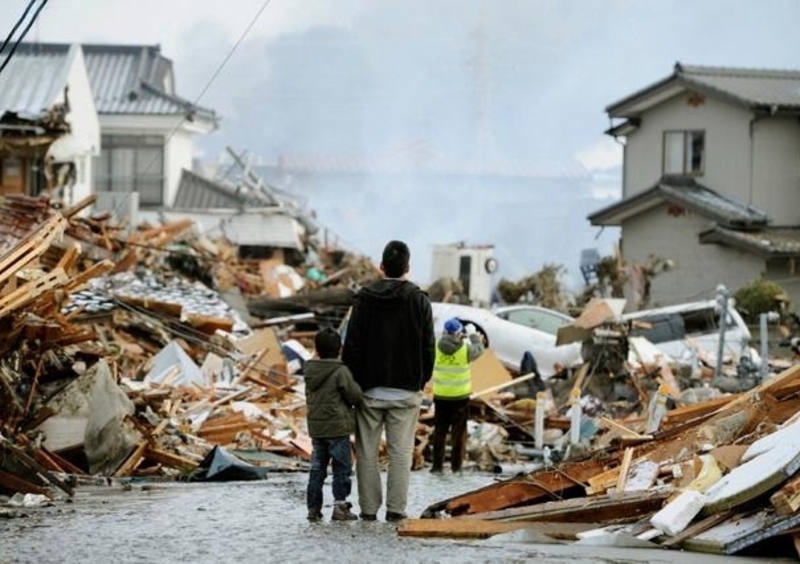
588, 176, 770, 227
607, 62, 800, 118
173, 169, 270, 210
699, 225, 800, 257
679, 64, 800, 109
0, 43, 74, 121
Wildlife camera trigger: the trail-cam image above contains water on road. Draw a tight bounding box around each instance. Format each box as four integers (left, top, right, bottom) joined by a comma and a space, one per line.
0, 470, 793, 563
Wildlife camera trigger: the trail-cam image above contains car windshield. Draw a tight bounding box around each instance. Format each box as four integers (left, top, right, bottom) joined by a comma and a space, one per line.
499, 308, 573, 336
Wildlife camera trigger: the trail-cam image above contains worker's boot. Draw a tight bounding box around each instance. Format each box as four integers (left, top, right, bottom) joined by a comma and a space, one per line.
332, 501, 357, 521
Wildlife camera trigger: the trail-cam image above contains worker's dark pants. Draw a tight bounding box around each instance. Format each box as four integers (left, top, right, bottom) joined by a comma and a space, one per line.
431, 398, 469, 472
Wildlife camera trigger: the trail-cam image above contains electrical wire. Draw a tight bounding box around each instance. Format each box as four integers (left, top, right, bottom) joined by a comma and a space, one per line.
142, 0, 272, 173
0, 0, 49, 78
0, 0, 36, 58
112, 0, 272, 216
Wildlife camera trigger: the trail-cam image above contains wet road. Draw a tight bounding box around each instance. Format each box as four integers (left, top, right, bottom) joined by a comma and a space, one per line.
0, 470, 794, 564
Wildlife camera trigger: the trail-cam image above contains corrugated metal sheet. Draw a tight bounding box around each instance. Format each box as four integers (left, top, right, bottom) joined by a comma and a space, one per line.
220, 212, 304, 249
0, 43, 73, 120
680, 64, 800, 109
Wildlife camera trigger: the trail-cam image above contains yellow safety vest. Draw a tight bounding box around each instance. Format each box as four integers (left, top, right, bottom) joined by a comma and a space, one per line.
432, 342, 472, 399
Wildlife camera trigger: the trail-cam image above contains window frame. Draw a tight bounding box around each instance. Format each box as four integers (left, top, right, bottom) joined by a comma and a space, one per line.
94, 134, 166, 207
662, 129, 705, 176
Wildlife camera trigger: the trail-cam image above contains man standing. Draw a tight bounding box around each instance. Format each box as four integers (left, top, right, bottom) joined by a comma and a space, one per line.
430, 318, 484, 474
342, 240, 435, 522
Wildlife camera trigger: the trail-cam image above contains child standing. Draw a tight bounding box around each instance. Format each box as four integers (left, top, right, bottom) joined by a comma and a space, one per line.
305, 327, 363, 521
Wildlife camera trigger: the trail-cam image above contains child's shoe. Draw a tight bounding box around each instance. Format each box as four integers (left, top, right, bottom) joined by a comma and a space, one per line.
307, 508, 323, 521
331, 501, 357, 521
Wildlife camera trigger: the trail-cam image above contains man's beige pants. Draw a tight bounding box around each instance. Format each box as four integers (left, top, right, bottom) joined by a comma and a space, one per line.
354, 392, 423, 517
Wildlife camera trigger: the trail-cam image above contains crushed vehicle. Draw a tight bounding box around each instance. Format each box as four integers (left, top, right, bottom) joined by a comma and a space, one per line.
621, 298, 755, 366
430, 302, 582, 377
435, 296, 758, 381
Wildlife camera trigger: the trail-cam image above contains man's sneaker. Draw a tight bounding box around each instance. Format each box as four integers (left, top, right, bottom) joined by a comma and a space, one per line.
385, 511, 407, 522
332, 502, 358, 521
307, 508, 323, 521
430, 466, 443, 474
359, 513, 377, 521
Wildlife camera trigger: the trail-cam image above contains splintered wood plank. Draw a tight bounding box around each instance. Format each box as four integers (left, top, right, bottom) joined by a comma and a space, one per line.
144, 447, 198, 471
615, 448, 634, 492
114, 441, 148, 477
0, 470, 51, 496
771, 473, 800, 516
685, 510, 800, 555
398, 519, 595, 539
461, 489, 672, 524
0, 268, 68, 319
422, 457, 611, 517
64, 259, 114, 292
0, 215, 66, 286
661, 395, 734, 428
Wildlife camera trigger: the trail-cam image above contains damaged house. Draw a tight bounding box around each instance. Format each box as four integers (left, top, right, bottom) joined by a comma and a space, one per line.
590, 63, 800, 309
0, 43, 99, 204
79, 43, 218, 219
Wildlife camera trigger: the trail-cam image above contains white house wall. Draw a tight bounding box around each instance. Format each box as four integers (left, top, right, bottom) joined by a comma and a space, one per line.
98, 114, 195, 207
752, 117, 800, 225
622, 203, 763, 307
165, 130, 193, 207
623, 93, 752, 202
47, 45, 100, 207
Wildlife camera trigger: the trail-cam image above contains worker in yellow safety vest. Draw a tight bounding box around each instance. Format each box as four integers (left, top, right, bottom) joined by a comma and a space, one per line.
430, 318, 485, 473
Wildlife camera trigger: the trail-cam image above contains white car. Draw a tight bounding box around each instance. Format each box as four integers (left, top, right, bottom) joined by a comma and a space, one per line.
430, 302, 582, 378
621, 298, 754, 366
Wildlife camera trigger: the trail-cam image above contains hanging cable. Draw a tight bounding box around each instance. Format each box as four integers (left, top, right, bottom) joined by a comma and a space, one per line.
0, 0, 49, 78
112, 0, 272, 217
0, 0, 37, 57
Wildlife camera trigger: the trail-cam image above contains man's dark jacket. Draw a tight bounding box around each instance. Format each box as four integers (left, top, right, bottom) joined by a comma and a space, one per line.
342, 278, 435, 392
304, 358, 363, 438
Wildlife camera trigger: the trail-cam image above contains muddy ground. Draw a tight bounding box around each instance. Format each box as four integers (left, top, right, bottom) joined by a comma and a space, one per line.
0, 469, 795, 564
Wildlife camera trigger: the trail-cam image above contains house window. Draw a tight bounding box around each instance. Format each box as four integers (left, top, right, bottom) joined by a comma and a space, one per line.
663, 130, 704, 175
94, 135, 165, 206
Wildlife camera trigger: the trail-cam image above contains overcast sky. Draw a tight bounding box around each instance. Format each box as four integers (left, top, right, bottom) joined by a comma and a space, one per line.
6, 0, 800, 289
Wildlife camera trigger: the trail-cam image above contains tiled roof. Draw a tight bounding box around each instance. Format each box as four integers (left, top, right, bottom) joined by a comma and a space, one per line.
699, 225, 800, 257
0, 43, 74, 122
14, 42, 216, 122
607, 62, 800, 118
588, 176, 770, 228
173, 169, 271, 210
679, 64, 800, 109
80, 44, 216, 120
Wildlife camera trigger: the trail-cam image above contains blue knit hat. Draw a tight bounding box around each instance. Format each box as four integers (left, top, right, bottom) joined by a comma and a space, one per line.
444, 318, 463, 334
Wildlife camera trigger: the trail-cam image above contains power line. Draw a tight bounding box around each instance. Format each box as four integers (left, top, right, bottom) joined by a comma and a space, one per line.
0, 0, 49, 78
128, 0, 271, 203
0, 0, 36, 57
113, 0, 272, 216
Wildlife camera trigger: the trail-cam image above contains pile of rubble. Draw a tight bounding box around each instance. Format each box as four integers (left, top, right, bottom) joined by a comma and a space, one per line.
403, 358, 800, 557
0, 194, 380, 498
5, 193, 800, 558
